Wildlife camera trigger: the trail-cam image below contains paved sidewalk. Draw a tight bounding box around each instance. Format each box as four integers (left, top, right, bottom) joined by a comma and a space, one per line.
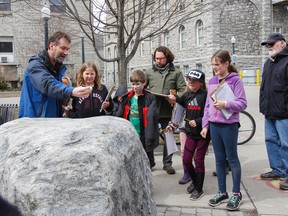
1, 87, 288, 216
152, 86, 288, 216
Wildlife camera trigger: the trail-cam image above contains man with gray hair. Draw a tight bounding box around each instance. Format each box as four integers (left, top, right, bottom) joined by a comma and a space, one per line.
260, 33, 288, 190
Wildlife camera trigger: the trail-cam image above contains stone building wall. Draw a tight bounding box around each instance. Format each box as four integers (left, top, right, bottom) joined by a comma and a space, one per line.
105, 0, 287, 85
0, 0, 101, 87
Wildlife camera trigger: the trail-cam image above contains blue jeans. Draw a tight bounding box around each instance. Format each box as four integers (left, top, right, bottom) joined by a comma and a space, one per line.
265, 118, 288, 178
210, 122, 241, 193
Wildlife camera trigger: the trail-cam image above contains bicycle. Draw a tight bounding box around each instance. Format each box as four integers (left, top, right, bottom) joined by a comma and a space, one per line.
159, 110, 256, 146
237, 110, 256, 145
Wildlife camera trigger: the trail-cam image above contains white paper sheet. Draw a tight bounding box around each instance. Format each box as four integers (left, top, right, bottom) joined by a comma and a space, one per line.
164, 130, 178, 156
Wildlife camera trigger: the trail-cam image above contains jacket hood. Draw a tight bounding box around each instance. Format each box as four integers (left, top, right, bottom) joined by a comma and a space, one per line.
113, 85, 128, 99
226, 72, 239, 80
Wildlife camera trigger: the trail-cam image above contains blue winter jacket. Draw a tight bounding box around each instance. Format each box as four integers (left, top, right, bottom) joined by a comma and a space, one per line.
18, 50, 74, 118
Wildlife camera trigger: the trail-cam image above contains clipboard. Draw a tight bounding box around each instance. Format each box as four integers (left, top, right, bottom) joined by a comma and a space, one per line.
164, 130, 178, 156
171, 103, 185, 125
210, 80, 235, 119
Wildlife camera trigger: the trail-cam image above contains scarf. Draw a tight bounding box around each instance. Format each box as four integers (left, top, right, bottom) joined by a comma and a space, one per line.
154, 63, 170, 74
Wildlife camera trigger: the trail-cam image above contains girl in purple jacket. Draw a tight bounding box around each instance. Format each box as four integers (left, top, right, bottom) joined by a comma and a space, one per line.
200, 50, 247, 211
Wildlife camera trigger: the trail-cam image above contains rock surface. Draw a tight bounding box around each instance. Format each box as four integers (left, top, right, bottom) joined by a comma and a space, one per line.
0, 116, 156, 215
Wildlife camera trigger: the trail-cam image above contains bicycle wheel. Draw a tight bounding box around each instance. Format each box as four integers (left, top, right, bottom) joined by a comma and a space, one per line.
238, 111, 256, 145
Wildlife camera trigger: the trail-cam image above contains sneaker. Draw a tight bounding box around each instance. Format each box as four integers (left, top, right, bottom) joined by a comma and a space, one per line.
226, 192, 242, 211
190, 190, 204, 201
163, 165, 176, 175
280, 179, 288, 190
260, 171, 285, 180
186, 182, 195, 194
208, 191, 229, 207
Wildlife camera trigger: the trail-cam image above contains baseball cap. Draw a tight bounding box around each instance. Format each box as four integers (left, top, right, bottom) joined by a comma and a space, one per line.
184, 69, 205, 82
261, 33, 286, 46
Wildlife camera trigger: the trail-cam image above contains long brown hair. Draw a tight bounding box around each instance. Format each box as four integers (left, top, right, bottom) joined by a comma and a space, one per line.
211, 50, 238, 73
153, 46, 175, 63
76, 62, 102, 90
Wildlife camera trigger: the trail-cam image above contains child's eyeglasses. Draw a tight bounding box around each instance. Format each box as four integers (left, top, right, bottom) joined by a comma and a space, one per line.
130, 82, 142, 87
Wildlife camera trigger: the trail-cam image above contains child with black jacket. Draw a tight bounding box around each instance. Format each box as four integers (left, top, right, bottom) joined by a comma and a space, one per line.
116, 70, 159, 168
68, 62, 113, 118
168, 69, 210, 200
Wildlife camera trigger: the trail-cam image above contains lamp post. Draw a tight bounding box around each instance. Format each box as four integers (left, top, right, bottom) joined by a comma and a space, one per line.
81, 36, 85, 64
231, 36, 237, 65
231, 36, 236, 54
41, 3, 50, 49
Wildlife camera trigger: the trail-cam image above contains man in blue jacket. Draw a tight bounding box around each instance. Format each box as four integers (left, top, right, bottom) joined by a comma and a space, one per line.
260, 33, 288, 190
19, 31, 91, 118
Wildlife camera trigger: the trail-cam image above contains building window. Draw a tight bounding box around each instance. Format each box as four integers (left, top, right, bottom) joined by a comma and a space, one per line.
114, 46, 117, 58
140, 41, 145, 57
0, 42, 13, 53
273, 27, 282, 33
196, 20, 204, 45
50, 0, 66, 13
183, 65, 189, 75
150, 8, 155, 22
196, 63, 202, 71
179, 0, 185, 11
0, 0, 11, 11
0, 36, 13, 53
179, 25, 186, 49
164, 0, 169, 15
164, 31, 170, 47
150, 38, 155, 55
107, 47, 111, 59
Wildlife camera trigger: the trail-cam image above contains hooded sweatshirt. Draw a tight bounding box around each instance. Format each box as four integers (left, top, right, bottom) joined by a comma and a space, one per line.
202, 72, 247, 129
111, 85, 128, 116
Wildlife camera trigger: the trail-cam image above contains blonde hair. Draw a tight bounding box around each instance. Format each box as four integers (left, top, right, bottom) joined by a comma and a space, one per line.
76, 62, 102, 90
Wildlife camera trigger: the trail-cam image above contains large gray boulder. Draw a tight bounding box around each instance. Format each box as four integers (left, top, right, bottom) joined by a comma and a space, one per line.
0, 116, 156, 216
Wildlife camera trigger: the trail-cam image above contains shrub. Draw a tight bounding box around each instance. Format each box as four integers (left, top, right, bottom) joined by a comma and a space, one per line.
0, 76, 8, 90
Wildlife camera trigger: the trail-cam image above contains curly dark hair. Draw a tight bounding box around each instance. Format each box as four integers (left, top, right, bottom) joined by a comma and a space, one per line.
153, 46, 175, 63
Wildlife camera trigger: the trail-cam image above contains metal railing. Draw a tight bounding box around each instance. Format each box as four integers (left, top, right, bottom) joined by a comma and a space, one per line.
0, 104, 18, 125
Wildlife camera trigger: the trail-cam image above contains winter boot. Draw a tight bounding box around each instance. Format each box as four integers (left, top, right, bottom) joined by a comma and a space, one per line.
178, 166, 191, 184
190, 172, 205, 201
186, 169, 197, 194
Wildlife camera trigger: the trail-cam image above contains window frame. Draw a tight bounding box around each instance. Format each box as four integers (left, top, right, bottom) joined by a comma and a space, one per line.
179, 25, 186, 49
196, 20, 204, 46
49, 0, 66, 13
0, 36, 13, 54
0, 0, 11, 11
179, 0, 185, 11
